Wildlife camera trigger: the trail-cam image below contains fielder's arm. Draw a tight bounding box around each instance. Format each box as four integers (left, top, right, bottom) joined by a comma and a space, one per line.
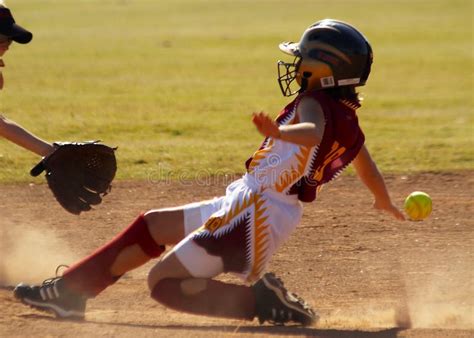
0, 115, 54, 156
352, 145, 405, 220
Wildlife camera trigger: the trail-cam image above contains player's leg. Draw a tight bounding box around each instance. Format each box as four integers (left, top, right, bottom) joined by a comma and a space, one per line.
147, 221, 315, 325
13, 198, 222, 318
12, 211, 171, 318
147, 241, 257, 321
107, 197, 223, 276
103, 207, 187, 278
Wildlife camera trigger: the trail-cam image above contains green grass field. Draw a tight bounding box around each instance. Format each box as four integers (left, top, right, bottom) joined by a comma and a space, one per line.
0, 0, 472, 182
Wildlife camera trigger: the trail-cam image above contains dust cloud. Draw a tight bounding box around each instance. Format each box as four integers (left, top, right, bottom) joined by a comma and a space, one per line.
404, 253, 474, 330
0, 219, 78, 286
318, 306, 402, 329
317, 249, 473, 330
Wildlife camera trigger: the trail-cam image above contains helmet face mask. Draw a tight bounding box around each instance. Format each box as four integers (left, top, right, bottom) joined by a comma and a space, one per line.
277, 57, 300, 97
278, 19, 373, 97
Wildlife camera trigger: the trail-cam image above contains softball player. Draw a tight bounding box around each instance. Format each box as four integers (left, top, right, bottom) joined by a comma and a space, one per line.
0, 1, 54, 156
14, 19, 405, 326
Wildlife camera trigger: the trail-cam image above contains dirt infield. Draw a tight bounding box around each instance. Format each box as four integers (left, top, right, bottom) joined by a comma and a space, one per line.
1, 172, 472, 337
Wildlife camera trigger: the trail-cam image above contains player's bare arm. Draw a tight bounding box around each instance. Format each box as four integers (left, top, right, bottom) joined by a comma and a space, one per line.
0, 5, 51, 157
0, 115, 54, 156
252, 97, 324, 147
352, 145, 405, 220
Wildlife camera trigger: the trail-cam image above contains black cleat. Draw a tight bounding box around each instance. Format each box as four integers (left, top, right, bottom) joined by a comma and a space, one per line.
14, 272, 87, 319
253, 272, 317, 326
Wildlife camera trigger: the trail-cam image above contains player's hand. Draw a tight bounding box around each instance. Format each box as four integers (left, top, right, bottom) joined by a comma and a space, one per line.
374, 200, 406, 221
252, 111, 280, 139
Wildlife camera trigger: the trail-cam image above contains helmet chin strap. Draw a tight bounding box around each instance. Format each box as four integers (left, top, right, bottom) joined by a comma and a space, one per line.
298, 77, 308, 93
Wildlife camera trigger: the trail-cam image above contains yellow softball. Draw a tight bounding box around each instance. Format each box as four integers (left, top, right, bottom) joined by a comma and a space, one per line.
404, 191, 432, 221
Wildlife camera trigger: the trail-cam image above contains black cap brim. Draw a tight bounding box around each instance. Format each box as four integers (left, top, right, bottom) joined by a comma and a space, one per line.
0, 8, 33, 44
8, 23, 33, 44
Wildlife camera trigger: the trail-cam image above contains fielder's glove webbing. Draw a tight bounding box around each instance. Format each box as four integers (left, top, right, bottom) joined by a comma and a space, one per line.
31, 141, 117, 215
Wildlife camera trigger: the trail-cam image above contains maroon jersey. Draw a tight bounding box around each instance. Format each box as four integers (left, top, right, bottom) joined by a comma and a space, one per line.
246, 90, 365, 202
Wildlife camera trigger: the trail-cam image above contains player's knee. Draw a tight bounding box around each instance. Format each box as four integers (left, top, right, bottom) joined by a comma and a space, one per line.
150, 278, 179, 306
147, 252, 190, 291
122, 214, 164, 258
147, 269, 160, 291
143, 209, 162, 226
147, 263, 167, 291
144, 209, 185, 245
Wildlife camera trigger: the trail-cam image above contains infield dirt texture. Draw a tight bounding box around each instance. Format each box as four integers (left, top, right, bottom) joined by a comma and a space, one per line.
0, 172, 472, 337
0, 0, 472, 337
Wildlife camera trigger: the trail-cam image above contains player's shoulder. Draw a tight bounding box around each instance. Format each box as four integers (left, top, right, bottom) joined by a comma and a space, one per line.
297, 93, 323, 114
298, 94, 321, 106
